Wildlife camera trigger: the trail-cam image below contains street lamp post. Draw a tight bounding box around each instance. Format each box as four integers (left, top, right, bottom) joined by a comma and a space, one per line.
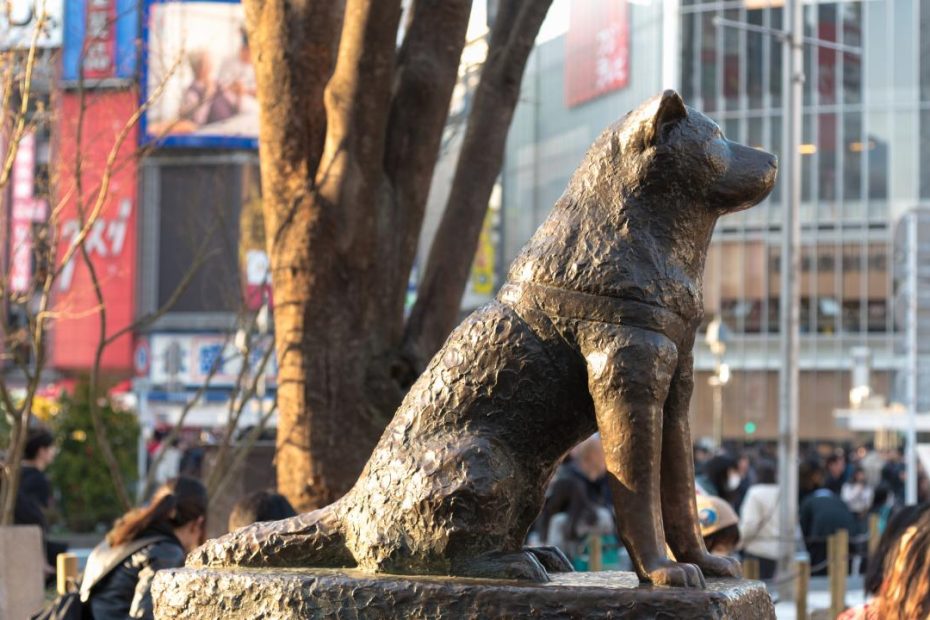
776, 0, 803, 598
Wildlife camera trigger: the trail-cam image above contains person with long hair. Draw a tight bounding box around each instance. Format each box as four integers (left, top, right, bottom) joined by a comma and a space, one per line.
79, 477, 208, 619
840, 503, 930, 620
874, 508, 930, 618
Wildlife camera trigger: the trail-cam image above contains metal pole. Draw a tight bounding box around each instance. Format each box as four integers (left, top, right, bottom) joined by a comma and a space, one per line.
135, 380, 151, 503
712, 377, 723, 451
777, 0, 803, 599
906, 213, 918, 504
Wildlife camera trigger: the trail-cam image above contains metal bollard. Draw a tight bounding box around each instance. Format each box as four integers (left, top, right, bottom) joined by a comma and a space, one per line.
588, 535, 603, 571
795, 557, 810, 620
742, 557, 760, 581
56, 552, 78, 595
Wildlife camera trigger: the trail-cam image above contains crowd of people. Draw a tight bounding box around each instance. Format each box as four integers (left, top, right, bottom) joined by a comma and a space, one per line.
691, 442, 930, 579
530, 435, 930, 616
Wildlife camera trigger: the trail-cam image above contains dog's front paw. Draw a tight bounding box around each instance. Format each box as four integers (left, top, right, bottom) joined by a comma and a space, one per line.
682, 552, 742, 579
642, 558, 706, 588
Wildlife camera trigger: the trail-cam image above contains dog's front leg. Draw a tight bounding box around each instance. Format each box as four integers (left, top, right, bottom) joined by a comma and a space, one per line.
660, 351, 742, 580
581, 324, 704, 588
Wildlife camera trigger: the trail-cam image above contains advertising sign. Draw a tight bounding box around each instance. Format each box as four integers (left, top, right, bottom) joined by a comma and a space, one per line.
51, 90, 138, 371
142, 0, 258, 148
149, 332, 276, 388
564, 0, 630, 107
0, 0, 64, 50
9, 132, 48, 293
62, 0, 139, 82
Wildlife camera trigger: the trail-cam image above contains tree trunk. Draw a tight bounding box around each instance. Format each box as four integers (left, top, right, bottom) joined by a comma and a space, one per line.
248, 0, 549, 510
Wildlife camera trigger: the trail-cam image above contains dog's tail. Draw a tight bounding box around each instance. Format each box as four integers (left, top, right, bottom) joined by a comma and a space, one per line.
187, 500, 355, 569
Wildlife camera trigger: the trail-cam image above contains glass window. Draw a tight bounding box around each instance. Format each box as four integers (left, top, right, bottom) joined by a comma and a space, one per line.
843, 111, 863, 202
922, 0, 930, 102
723, 8, 740, 111
767, 244, 781, 333
801, 114, 815, 205
803, 4, 815, 106
770, 8, 783, 108
867, 134, 889, 201
158, 163, 251, 313
867, 243, 890, 333
742, 241, 765, 333
841, 2, 862, 105
747, 10, 764, 110
800, 297, 813, 334
840, 242, 863, 333
921, 109, 930, 199
818, 113, 838, 205
816, 4, 838, 105
681, 13, 698, 103
701, 11, 718, 112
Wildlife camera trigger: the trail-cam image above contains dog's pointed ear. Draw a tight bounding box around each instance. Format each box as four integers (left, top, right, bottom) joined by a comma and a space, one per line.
644, 89, 688, 146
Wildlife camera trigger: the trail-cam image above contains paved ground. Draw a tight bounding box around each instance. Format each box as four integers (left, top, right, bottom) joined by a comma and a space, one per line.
773, 575, 865, 620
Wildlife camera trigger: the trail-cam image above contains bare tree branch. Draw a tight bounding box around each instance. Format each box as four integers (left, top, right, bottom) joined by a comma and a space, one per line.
243, 0, 343, 212
0, 0, 46, 190
315, 0, 402, 250
0, 0, 55, 525
381, 0, 471, 327
402, 0, 553, 368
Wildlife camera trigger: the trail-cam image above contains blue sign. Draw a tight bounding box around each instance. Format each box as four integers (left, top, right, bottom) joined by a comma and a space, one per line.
62, 0, 139, 83
140, 0, 258, 149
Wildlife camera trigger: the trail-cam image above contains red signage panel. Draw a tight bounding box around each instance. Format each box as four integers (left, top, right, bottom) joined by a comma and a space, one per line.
51, 89, 138, 371
565, 0, 630, 107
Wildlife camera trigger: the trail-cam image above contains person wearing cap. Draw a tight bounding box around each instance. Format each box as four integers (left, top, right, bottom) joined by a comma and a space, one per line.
696, 494, 741, 556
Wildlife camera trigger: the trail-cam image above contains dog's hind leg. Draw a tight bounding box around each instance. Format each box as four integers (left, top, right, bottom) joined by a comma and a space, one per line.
524, 546, 574, 572
187, 502, 355, 569
453, 550, 550, 582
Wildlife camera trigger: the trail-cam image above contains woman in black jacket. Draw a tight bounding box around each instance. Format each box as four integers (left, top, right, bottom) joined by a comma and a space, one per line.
80, 477, 208, 619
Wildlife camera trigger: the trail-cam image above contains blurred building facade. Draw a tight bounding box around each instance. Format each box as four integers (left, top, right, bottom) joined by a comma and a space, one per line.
498, 0, 930, 442
0, 0, 273, 433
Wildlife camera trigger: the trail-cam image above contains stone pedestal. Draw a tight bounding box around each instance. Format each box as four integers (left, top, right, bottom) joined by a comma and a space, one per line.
154, 567, 775, 619
0, 525, 45, 620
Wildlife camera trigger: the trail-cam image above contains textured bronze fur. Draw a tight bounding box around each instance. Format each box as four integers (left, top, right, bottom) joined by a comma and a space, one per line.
189, 91, 777, 588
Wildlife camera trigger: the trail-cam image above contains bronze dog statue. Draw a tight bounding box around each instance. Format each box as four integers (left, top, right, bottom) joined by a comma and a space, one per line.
190, 90, 777, 588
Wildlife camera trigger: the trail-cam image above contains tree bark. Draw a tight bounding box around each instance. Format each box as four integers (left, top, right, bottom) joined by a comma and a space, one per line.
245, 0, 348, 509
402, 1, 554, 367
249, 0, 549, 509
381, 0, 472, 349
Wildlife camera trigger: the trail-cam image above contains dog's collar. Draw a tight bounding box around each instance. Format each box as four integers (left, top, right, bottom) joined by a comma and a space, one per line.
498, 281, 691, 346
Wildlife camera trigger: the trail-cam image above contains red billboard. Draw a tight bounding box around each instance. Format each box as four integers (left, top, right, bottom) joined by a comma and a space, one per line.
565, 0, 630, 107
51, 89, 138, 371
